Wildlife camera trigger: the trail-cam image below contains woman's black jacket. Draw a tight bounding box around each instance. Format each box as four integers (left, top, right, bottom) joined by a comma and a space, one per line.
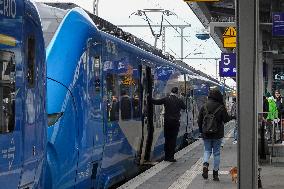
198, 92, 231, 139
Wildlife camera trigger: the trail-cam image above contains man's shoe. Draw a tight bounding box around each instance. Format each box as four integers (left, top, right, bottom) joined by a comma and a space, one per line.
213, 170, 220, 181
202, 162, 209, 179
233, 140, 238, 144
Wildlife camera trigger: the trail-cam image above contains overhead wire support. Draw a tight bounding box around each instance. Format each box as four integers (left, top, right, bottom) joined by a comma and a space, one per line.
129, 9, 177, 48
162, 26, 166, 53
143, 11, 164, 47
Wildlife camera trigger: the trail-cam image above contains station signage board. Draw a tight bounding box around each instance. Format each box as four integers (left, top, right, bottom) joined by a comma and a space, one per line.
223, 27, 236, 48
274, 73, 284, 81
272, 13, 284, 37
219, 53, 236, 77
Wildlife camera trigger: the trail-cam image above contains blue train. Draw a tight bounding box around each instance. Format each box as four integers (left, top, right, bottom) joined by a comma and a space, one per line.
0, 1, 225, 188
0, 0, 46, 188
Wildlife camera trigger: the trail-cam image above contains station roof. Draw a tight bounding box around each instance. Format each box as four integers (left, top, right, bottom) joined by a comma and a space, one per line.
186, 0, 235, 53
185, 0, 284, 64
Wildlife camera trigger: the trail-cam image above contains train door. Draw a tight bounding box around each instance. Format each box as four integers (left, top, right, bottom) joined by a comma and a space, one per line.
186, 76, 194, 138
75, 39, 104, 188
140, 65, 154, 163
20, 13, 42, 187
0, 50, 22, 188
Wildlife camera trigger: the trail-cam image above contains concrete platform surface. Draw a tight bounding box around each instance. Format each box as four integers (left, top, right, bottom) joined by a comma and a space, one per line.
117, 121, 284, 189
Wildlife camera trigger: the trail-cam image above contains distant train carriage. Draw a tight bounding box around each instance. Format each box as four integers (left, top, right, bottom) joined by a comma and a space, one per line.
0, 0, 46, 188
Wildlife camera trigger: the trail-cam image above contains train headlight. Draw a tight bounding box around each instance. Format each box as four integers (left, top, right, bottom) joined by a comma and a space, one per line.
48, 112, 64, 127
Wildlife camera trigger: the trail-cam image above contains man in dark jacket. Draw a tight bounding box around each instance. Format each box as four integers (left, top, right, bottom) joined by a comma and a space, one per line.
198, 88, 230, 181
152, 87, 186, 162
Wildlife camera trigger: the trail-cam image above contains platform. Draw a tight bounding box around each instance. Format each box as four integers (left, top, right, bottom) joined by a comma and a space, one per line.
117, 121, 284, 189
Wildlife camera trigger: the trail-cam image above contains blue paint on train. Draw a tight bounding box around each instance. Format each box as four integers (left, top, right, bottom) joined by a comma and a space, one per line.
44, 6, 223, 188
0, 0, 46, 188
1, 1, 226, 188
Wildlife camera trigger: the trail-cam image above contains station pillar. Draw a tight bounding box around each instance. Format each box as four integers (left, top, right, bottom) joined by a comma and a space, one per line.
237, 0, 259, 189
266, 57, 273, 94
257, 31, 264, 111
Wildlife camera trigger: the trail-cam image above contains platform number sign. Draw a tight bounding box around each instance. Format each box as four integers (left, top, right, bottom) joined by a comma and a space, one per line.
219, 53, 236, 78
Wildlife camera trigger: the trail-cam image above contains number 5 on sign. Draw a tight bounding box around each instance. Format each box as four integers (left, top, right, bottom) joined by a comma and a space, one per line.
223, 55, 231, 65
219, 53, 236, 78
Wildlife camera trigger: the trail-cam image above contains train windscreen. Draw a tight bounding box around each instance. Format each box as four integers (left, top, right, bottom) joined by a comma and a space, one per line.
0, 50, 15, 133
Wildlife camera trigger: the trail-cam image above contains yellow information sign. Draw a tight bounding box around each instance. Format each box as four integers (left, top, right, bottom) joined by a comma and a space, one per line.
223, 27, 237, 48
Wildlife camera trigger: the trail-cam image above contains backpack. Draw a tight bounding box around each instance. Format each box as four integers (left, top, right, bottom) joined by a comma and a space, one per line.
202, 105, 223, 134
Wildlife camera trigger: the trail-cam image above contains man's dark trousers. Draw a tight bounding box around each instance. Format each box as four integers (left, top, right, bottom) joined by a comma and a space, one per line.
164, 118, 180, 160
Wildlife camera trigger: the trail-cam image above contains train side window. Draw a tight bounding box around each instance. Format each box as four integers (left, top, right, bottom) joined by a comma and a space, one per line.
119, 74, 131, 120
131, 67, 141, 119
26, 37, 35, 88
106, 73, 119, 121
0, 51, 15, 133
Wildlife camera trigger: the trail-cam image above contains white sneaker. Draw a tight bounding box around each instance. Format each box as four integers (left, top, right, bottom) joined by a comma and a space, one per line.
233, 140, 238, 144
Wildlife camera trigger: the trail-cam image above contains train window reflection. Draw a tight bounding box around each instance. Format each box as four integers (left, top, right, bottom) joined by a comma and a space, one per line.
106, 73, 119, 121
120, 76, 132, 120
0, 51, 15, 133
107, 69, 141, 121
132, 83, 140, 119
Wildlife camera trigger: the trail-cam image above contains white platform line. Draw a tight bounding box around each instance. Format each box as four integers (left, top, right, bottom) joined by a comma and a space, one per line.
168, 158, 203, 189
167, 128, 234, 189
117, 140, 202, 189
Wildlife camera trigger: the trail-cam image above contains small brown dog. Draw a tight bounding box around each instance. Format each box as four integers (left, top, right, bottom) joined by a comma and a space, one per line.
229, 167, 238, 183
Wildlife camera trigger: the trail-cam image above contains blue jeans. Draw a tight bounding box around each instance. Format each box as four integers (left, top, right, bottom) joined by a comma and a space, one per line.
203, 138, 222, 171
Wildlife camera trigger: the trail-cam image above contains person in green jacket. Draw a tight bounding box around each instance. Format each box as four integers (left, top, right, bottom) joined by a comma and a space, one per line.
265, 92, 278, 141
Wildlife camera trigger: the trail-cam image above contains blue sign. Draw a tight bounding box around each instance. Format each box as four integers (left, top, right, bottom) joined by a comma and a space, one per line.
193, 84, 209, 96
273, 13, 284, 36
219, 53, 236, 77
156, 66, 174, 81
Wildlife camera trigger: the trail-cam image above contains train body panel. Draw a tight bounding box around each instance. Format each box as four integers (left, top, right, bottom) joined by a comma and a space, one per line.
0, 0, 46, 188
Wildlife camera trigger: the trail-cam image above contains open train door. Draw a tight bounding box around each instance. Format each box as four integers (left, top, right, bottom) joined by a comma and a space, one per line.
139, 64, 154, 163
